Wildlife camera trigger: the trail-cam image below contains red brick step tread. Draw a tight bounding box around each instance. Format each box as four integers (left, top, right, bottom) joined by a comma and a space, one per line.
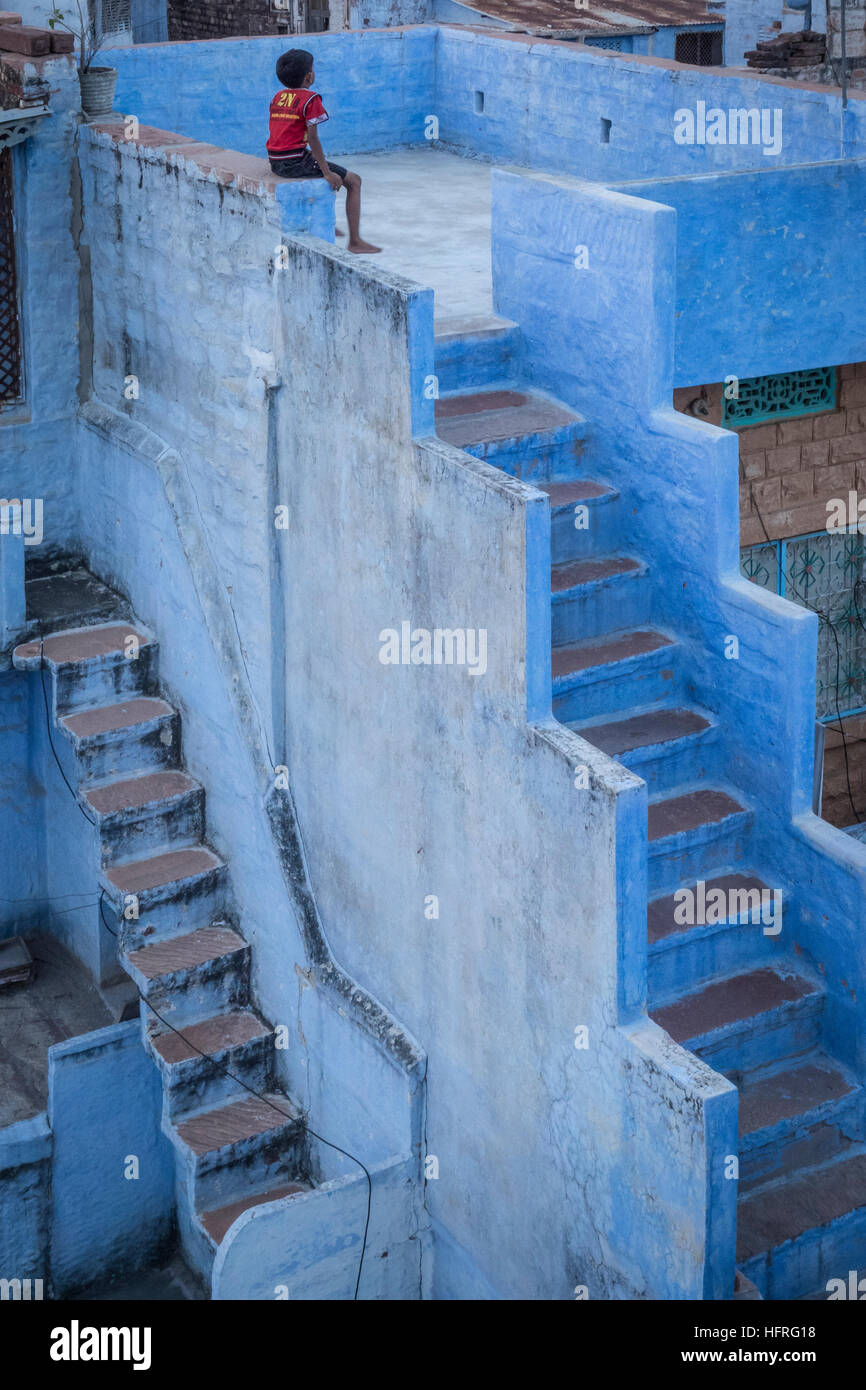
551, 555, 641, 592
737, 1058, 853, 1138
85, 769, 197, 816
737, 1153, 866, 1262
14, 624, 148, 664
648, 872, 770, 944
62, 697, 172, 739
651, 968, 819, 1046
648, 788, 745, 841
539, 480, 615, 506
127, 925, 246, 981
200, 1183, 307, 1244
582, 707, 709, 758
552, 629, 674, 679
150, 1009, 269, 1065
177, 1093, 299, 1156
106, 845, 221, 895
435, 391, 579, 448
436, 390, 528, 417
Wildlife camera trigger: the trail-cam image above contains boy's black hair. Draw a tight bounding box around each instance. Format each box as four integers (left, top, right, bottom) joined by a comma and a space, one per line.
276, 49, 315, 88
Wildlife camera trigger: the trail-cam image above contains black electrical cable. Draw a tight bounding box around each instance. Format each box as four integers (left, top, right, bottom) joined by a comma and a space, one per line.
30, 640, 370, 1297
98, 893, 372, 1298
38, 639, 97, 826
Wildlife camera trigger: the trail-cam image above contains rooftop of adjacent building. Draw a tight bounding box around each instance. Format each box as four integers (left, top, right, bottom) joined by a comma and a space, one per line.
455, 0, 721, 35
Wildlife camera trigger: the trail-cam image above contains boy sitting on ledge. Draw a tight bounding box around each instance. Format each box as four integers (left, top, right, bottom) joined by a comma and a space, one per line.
267, 48, 380, 255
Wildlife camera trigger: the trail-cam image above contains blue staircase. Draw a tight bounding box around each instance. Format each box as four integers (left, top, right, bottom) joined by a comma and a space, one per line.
434, 320, 866, 1301
13, 596, 313, 1290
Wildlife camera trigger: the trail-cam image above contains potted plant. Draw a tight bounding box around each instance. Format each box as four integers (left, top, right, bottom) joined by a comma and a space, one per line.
48, 3, 117, 119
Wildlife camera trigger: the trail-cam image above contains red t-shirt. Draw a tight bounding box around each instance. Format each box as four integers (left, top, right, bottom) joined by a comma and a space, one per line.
266, 88, 329, 157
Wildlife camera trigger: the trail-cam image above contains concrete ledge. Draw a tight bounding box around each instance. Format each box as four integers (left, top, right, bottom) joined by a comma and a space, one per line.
0, 1112, 51, 1171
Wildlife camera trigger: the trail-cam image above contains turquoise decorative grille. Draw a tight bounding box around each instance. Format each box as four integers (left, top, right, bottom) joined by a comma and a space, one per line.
740, 529, 866, 720
740, 542, 778, 595
723, 367, 836, 428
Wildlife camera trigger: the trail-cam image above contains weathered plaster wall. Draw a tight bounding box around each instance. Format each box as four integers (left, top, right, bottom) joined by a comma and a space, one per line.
49, 1021, 175, 1295
0, 1114, 50, 1288
213, 1153, 420, 1299
271, 226, 734, 1299
0, 55, 80, 537
616, 160, 866, 387
0, 669, 44, 933
74, 127, 424, 1292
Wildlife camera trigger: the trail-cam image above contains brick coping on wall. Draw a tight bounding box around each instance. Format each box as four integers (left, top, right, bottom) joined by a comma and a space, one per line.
88, 121, 283, 196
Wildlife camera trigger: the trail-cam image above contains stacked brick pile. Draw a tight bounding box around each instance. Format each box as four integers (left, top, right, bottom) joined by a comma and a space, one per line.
0, 10, 74, 56
745, 30, 826, 73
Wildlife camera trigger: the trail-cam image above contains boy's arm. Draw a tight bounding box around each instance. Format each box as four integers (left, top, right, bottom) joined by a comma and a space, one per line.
307, 127, 343, 191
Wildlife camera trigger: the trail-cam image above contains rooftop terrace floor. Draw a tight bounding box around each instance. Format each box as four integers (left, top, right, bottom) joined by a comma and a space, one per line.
337, 148, 493, 322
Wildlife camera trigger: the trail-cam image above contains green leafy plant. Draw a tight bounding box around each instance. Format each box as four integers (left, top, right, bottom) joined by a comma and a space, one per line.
47, 2, 107, 74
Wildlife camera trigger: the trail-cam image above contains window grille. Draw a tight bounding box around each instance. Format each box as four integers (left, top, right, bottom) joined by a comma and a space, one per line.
0, 148, 23, 409
674, 30, 724, 65
741, 530, 866, 719
585, 36, 631, 52
94, 0, 131, 36
723, 367, 837, 428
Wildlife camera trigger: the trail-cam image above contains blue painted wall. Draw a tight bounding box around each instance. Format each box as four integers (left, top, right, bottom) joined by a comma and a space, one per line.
0, 1115, 51, 1288
0, 670, 45, 935
48, 1021, 176, 1295
614, 160, 866, 386
491, 164, 866, 1084
107, 26, 866, 185
111, 29, 437, 157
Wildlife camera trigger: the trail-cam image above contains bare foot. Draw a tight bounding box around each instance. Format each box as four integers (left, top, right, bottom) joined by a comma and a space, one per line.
335, 227, 345, 237
348, 239, 381, 254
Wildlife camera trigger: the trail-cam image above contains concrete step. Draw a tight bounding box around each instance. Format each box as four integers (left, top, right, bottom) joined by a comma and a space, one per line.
84, 769, 204, 865
60, 696, 180, 780
13, 622, 158, 713
434, 388, 588, 482
538, 479, 621, 564
552, 627, 680, 722
199, 1181, 309, 1248
647, 871, 783, 1003
103, 845, 230, 947
24, 565, 129, 632
433, 314, 518, 395
651, 966, 824, 1074
550, 554, 649, 645
124, 923, 250, 1024
738, 1152, 866, 1300
176, 1090, 306, 1211
647, 787, 752, 894
571, 704, 718, 794
736, 1055, 863, 1194
147, 1008, 273, 1119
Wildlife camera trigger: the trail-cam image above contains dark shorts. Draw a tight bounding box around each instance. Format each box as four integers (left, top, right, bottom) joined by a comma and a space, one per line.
269, 150, 348, 181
